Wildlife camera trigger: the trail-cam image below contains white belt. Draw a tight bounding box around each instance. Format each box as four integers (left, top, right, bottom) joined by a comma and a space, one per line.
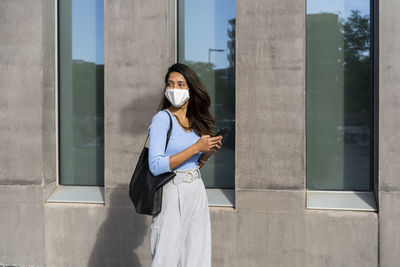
173, 166, 201, 184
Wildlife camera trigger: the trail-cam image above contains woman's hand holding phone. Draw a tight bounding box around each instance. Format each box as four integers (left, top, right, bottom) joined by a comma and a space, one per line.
195, 131, 225, 168
195, 135, 223, 154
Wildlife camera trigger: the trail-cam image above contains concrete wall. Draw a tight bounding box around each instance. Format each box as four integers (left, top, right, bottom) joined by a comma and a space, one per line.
0, 0, 396, 266
233, 0, 377, 266
42, 0, 57, 190
104, 0, 174, 189
379, 0, 400, 266
0, 1, 43, 185
0, 0, 46, 266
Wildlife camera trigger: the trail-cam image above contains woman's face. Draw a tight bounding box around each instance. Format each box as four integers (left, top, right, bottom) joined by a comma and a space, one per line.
166, 72, 189, 90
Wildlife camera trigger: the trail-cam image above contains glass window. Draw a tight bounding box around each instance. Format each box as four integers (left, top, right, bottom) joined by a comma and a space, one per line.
178, 0, 236, 189
58, 0, 104, 186
306, 0, 373, 190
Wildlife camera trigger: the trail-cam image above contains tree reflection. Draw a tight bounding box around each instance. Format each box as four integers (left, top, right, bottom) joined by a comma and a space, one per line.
180, 15, 236, 188
306, 9, 372, 190
343, 10, 371, 127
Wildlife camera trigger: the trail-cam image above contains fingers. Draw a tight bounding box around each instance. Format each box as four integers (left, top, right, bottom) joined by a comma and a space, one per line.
210, 141, 222, 151
202, 135, 222, 142
210, 140, 219, 145
211, 135, 222, 141
209, 136, 222, 144
200, 135, 223, 152
215, 139, 221, 145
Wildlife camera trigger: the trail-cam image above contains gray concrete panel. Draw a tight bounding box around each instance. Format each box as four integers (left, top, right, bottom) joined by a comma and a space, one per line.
209, 208, 237, 267
379, 1, 400, 265
236, 0, 306, 190
0, 185, 42, 205
43, 181, 56, 202
105, 186, 133, 207
233, 207, 377, 267
379, 0, 400, 192
0, 0, 44, 185
44, 192, 151, 267
213, 190, 376, 267
304, 210, 378, 267
236, 189, 305, 212
236, 210, 306, 267
41, 187, 378, 267
379, 192, 400, 267
0, 186, 44, 266
104, 0, 174, 187
42, 0, 56, 186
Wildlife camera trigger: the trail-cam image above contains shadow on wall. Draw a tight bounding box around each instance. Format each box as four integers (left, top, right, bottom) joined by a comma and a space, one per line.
120, 91, 164, 135
88, 185, 148, 267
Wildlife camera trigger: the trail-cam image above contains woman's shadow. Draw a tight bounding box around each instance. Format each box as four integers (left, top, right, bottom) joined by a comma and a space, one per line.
88, 185, 149, 267
88, 92, 163, 266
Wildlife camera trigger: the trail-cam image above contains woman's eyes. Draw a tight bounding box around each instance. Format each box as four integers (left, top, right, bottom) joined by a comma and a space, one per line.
167, 83, 186, 88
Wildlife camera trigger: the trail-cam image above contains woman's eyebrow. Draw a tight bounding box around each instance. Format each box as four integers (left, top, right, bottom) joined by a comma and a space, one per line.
167, 80, 186, 83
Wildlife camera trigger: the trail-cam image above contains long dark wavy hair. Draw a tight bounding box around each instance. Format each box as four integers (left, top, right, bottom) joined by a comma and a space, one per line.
157, 63, 216, 137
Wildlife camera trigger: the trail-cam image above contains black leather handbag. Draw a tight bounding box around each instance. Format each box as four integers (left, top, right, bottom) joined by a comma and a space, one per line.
129, 110, 176, 215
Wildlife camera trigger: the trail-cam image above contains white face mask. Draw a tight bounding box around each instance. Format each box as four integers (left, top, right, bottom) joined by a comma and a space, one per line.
165, 88, 190, 108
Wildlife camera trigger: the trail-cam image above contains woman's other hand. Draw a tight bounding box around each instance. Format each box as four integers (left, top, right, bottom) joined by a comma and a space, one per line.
197, 136, 222, 169
195, 135, 223, 153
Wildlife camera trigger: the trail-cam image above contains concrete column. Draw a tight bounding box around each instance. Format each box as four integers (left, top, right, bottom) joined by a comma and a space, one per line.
104, 0, 174, 191
379, 0, 400, 266
236, 0, 305, 191
0, 0, 51, 265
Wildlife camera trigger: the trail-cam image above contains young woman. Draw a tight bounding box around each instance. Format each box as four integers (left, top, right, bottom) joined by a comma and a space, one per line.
147, 63, 223, 267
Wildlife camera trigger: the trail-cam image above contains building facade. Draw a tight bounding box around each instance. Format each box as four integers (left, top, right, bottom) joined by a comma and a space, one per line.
0, 0, 399, 266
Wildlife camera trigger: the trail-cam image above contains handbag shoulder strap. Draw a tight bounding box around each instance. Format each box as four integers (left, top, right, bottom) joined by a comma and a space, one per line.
163, 110, 173, 151
143, 109, 173, 152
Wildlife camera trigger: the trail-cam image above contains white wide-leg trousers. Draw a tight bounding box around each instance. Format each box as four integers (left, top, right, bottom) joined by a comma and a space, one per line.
150, 167, 211, 267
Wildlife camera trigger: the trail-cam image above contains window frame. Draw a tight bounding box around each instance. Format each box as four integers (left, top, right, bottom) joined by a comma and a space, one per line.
305, 0, 378, 212
48, 0, 105, 204
175, 0, 236, 207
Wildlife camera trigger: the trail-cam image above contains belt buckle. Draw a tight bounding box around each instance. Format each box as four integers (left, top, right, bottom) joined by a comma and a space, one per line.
185, 170, 196, 183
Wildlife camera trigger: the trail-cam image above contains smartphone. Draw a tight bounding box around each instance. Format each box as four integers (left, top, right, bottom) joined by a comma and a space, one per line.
213, 128, 229, 137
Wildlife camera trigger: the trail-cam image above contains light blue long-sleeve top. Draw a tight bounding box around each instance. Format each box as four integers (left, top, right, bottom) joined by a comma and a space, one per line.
148, 109, 203, 176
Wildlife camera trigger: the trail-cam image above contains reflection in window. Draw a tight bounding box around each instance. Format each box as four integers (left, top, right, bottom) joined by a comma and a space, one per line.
178, 0, 235, 189
58, 0, 104, 185
306, 0, 373, 190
